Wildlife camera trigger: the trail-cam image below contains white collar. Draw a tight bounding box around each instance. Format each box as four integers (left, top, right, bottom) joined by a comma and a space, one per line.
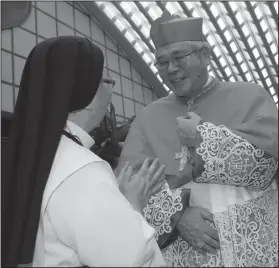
64, 121, 95, 149
202, 75, 212, 88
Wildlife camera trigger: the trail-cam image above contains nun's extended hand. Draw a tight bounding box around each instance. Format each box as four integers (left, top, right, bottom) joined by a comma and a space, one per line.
118, 158, 166, 214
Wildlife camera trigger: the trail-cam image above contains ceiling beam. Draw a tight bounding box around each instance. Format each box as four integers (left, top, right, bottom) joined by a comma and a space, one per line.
156, 1, 166, 11
214, 3, 257, 83
246, 2, 278, 75
112, 2, 155, 54
245, 2, 278, 90
266, 2, 278, 31
81, 2, 168, 98
178, 2, 229, 81
223, 2, 272, 93
134, 2, 154, 25
201, 2, 248, 82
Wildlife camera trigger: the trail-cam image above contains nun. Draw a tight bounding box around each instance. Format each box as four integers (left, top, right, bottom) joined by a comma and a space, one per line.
2, 36, 166, 267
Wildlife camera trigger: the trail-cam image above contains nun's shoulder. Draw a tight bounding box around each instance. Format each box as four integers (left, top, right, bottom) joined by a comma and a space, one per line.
55, 136, 104, 169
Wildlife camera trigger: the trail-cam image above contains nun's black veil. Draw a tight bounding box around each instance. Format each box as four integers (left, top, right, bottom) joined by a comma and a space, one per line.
2, 36, 104, 266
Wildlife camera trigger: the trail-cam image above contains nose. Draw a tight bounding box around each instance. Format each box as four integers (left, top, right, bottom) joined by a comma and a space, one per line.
167, 60, 179, 73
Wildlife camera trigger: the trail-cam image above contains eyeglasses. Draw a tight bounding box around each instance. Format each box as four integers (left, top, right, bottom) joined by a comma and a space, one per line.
101, 76, 116, 88
154, 49, 198, 71
83, 75, 115, 111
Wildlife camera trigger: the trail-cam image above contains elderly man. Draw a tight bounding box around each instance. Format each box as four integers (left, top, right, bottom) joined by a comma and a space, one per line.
115, 11, 278, 267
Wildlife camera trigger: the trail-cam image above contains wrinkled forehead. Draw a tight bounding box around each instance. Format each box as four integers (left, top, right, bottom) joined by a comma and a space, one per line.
155, 41, 195, 59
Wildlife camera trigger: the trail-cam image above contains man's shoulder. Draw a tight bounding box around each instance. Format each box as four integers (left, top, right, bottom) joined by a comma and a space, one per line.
218, 80, 272, 100
143, 94, 175, 110
132, 95, 174, 125
219, 80, 265, 94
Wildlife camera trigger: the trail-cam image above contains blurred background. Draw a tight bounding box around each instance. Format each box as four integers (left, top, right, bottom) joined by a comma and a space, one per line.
1, 1, 158, 123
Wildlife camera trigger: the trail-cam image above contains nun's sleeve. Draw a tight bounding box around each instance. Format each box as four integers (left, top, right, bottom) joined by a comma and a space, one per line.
47, 161, 166, 267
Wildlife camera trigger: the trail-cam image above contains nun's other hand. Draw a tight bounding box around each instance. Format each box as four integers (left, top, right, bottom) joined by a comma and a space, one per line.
118, 159, 166, 214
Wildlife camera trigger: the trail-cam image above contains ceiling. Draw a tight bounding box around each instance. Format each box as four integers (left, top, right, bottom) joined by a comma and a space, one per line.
82, 1, 278, 107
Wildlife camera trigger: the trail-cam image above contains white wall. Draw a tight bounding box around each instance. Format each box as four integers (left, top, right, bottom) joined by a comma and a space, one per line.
1, 1, 158, 123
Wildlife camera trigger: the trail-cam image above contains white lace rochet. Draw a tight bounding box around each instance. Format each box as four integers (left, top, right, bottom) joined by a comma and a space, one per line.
196, 122, 278, 191
143, 182, 183, 240
144, 122, 278, 267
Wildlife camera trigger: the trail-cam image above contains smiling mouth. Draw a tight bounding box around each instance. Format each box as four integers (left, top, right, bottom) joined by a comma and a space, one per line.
170, 77, 186, 84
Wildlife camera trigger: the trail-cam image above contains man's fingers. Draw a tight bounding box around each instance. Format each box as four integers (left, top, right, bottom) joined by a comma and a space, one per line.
199, 243, 217, 255
191, 241, 207, 255
203, 233, 220, 250
201, 209, 214, 223
184, 112, 191, 119
176, 116, 189, 128
201, 209, 220, 241
193, 237, 218, 255
204, 223, 219, 242
176, 116, 185, 124
178, 232, 206, 255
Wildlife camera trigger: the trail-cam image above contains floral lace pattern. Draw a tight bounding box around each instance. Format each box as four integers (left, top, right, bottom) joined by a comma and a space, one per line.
196, 122, 278, 191
214, 189, 278, 267
162, 223, 224, 267
143, 183, 183, 240
161, 190, 278, 267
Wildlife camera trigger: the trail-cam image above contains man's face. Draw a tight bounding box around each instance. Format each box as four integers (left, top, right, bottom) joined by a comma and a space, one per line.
155, 42, 209, 97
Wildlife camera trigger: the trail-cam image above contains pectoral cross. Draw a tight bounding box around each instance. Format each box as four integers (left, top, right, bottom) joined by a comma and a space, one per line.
187, 100, 194, 113
175, 145, 191, 172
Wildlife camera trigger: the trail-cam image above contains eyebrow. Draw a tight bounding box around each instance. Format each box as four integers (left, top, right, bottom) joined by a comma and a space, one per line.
171, 49, 192, 56
102, 77, 115, 86
156, 49, 192, 61
156, 55, 167, 62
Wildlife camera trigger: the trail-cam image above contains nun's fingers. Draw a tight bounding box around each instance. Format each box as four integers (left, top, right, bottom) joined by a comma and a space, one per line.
147, 180, 166, 200
117, 161, 130, 184
118, 165, 133, 196
149, 164, 166, 188
136, 158, 152, 178
125, 165, 133, 182
144, 158, 160, 181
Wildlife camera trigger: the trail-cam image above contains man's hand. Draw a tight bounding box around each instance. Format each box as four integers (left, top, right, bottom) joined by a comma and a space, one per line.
176, 206, 220, 255
176, 112, 201, 146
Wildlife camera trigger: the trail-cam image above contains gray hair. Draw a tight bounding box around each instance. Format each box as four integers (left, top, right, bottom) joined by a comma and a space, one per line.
188, 41, 211, 52
155, 41, 211, 58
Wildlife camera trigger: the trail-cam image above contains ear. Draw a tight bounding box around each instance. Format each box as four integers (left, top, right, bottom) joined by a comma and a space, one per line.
201, 46, 211, 67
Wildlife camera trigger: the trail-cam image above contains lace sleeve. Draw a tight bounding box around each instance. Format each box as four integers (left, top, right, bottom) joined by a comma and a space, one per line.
143, 182, 190, 248
193, 122, 278, 191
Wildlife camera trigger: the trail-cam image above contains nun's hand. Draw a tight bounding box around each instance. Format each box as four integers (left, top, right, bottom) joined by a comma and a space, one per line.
118, 159, 166, 214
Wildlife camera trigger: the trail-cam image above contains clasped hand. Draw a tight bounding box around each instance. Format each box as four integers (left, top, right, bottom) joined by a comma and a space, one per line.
176, 112, 201, 147
118, 158, 166, 213
177, 206, 220, 255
